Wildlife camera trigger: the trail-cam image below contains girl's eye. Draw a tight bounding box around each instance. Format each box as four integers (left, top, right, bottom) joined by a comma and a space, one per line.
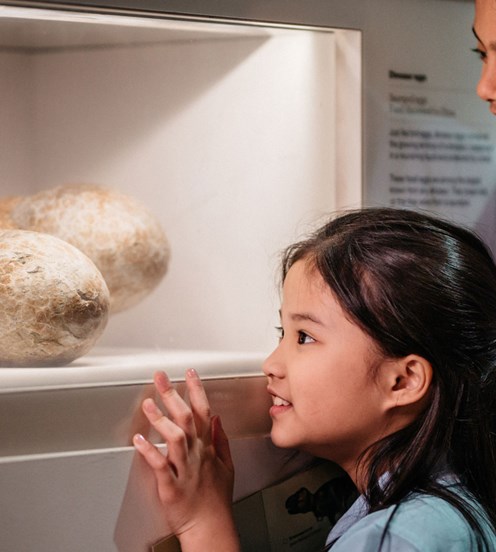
472, 47, 487, 62
297, 331, 315, 345
275, 326, 284, 341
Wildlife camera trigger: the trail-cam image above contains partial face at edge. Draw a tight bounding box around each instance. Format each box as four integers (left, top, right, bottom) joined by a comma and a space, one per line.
474, 0, 496, 114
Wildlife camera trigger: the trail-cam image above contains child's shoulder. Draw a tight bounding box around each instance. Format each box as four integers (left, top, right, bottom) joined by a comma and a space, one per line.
331, 491, 494, 552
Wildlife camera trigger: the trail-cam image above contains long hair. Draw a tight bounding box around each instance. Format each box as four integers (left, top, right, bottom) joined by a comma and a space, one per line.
282, 208, 496, 550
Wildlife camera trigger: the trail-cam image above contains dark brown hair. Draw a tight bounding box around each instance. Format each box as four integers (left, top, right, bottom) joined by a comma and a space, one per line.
282, 208, 496, 550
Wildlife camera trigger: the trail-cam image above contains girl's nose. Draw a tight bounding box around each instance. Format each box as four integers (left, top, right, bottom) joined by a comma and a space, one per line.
262, 345, 284, 379
477, 63, 496, 104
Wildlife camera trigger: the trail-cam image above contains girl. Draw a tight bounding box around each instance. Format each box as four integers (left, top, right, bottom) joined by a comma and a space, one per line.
134, 208, 496, 551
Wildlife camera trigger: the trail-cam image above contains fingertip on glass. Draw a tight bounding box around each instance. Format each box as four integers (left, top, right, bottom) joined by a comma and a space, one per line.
154, 370, 170, 392
186, 368, 199, 379
143, 397, 156, 413
133, 433, 146, 446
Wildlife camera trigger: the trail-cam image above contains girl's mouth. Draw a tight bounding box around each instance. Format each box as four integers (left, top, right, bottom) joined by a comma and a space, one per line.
269, 393, 292, 416
272, 395, 291, 407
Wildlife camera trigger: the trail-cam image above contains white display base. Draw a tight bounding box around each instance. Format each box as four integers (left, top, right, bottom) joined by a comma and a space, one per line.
0, 347, 267, 392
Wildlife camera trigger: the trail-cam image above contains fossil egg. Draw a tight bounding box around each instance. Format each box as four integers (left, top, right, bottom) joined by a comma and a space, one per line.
0, 229, 109, 367
10, 184, 170, 313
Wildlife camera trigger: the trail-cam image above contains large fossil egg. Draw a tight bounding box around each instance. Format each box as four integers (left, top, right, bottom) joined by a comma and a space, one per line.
0, 230, 109, 367
9, 184, 170, 313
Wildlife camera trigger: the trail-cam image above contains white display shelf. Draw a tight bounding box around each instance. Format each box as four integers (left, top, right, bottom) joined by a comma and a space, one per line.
0, 347, 267, 393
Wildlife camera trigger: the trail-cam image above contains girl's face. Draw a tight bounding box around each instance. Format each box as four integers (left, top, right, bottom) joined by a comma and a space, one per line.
263, 260, 392, 475
474, 0, 496, 115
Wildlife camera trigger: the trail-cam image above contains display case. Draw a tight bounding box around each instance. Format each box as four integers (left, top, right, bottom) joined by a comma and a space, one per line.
0, 4, 361, 354
0, 3, 361, 550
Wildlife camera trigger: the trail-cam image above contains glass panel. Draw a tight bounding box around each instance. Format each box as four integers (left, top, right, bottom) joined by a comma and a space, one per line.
0, 6, 348, 362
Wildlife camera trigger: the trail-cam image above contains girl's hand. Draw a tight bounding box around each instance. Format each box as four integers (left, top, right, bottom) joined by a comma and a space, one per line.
133, 369, 240, 551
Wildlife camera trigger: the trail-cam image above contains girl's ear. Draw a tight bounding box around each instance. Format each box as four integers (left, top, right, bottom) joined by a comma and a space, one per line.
381, 354, 433, 411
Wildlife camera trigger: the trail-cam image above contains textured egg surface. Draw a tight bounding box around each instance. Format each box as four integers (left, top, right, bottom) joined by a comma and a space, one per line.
10, 184, 170, 313
0, 229, 109, 367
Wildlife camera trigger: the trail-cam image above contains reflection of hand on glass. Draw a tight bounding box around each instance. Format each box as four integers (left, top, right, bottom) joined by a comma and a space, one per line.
133, 370, 240, 552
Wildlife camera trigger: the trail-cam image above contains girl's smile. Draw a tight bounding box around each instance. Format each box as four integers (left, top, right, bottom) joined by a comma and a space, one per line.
268, 391, 292, 416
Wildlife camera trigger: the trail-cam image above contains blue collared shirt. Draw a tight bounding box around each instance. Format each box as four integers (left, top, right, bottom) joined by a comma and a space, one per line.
326, 486, 496, 551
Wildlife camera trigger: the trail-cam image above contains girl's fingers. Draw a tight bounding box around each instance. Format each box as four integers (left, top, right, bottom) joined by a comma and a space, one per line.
185, 368, 212, 444
153, 371, 198, 446
133, 434, 181, 501
139, 370, 214, 473
141, 397, 189, 467
133, 433, 169, 471
153, 370, 212, 445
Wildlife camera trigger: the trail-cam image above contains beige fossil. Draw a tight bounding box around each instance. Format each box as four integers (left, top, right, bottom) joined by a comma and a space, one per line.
0, 230, 109, 367
9, 184, 170, 313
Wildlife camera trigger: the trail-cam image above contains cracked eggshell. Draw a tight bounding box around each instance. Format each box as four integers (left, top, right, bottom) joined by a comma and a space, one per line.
10, 184, 170, 313
0, 229, 109, 367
